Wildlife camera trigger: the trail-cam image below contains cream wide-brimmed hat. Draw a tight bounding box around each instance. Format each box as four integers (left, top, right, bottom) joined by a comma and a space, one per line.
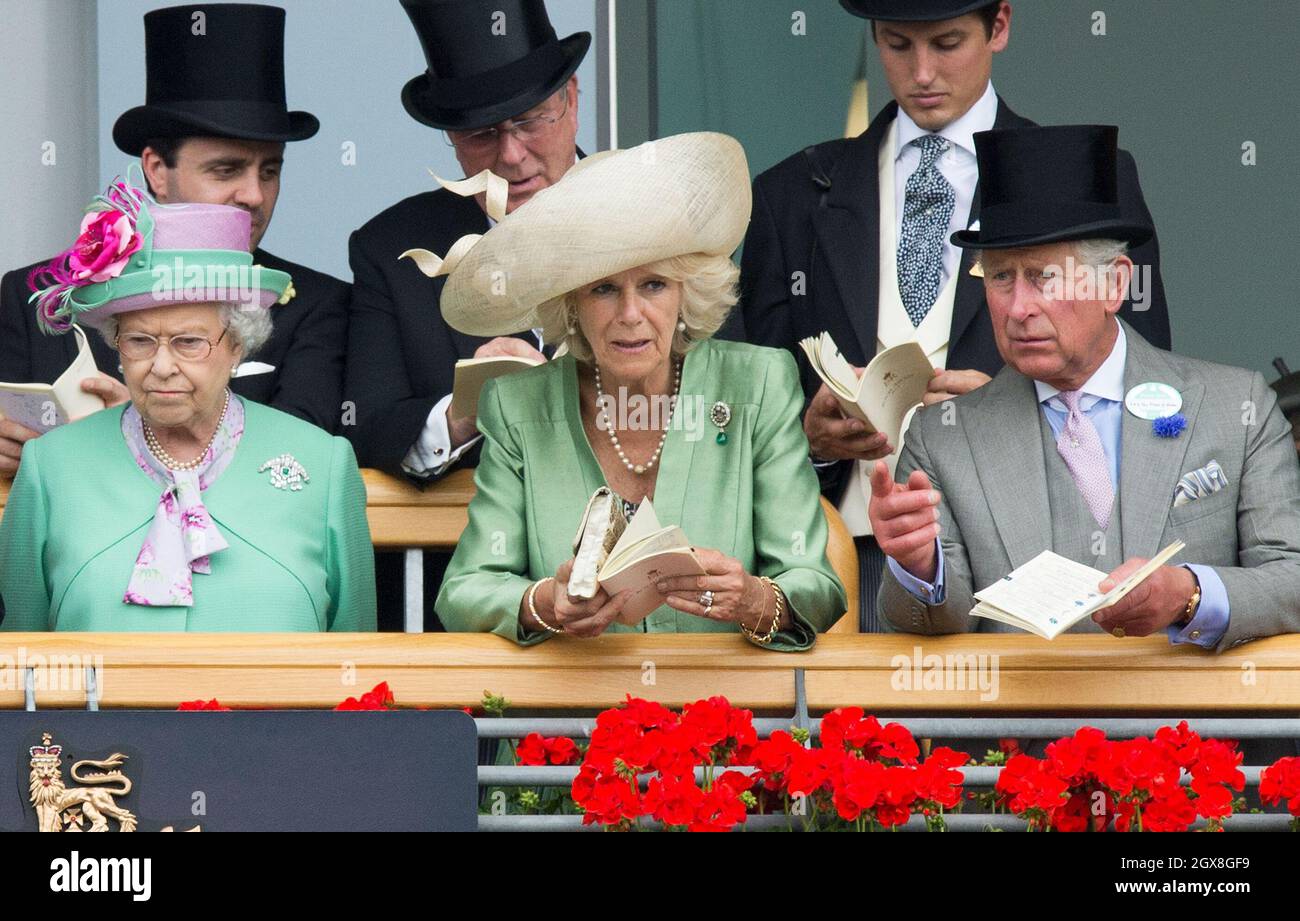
412, 132, 751, 339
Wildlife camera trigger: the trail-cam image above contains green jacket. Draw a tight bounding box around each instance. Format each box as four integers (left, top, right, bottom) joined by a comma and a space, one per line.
0, 399, 376, 631
436, 339, 846, 650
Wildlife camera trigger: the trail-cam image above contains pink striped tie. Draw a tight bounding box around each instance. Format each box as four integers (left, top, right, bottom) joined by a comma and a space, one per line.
1055, 390, 1114, 529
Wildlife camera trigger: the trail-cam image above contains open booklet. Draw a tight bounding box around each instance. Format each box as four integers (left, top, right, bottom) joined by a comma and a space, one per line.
0, 325, 105, 433
452, 355, 544, 418
969, 540, 1186, 639
798, 332, 932, 451
566, 488, 707, 626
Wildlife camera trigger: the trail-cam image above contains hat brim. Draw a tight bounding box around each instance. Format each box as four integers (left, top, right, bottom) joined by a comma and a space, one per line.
951, 219, 1154, 250
839, 0, 999, 21
68, 264, 292, 330
402, 32, 589, 131
113, 104, 320, 156
438, 133, 751, 339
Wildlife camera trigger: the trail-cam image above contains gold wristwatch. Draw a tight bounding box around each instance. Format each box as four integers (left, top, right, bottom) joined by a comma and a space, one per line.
1175, 578, 1202, 628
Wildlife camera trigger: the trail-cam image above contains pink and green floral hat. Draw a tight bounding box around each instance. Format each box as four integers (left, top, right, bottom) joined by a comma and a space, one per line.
28, 176, 291, 333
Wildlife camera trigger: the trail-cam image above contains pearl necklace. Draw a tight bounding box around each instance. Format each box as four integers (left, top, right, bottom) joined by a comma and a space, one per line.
594, 360, 681, 475
143, 390, 230, 472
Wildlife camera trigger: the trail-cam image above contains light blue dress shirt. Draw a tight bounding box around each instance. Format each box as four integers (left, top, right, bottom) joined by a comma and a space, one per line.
887, 325, 1230, 647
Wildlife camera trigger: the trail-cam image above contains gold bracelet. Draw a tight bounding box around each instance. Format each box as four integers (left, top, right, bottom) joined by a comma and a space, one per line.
526, 578, 564, 635
742, 577, 784, 645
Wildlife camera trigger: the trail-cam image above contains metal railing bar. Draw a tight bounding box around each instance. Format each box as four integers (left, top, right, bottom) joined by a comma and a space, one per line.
477, 812, 1295, 832
478, 764, 1270, 788
404, 548, 424, 634
84, 665, 99, 712
476, 717, 1300, 739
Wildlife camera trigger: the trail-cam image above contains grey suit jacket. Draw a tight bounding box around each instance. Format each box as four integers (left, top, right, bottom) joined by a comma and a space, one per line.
879, 320, 1300, 652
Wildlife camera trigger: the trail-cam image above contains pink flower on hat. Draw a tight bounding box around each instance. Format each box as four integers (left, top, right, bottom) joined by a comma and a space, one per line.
68, 208, 142, 283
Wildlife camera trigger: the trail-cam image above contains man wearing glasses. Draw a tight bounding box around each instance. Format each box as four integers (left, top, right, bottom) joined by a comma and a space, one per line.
344, 0, 587, 482
344, 0, 587, 631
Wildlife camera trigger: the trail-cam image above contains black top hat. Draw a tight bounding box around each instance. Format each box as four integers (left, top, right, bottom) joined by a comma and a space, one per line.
400, 0, 590, 131
112, 4, 319, 156
840, 0, 1001, 22
951, 125, 1154, 250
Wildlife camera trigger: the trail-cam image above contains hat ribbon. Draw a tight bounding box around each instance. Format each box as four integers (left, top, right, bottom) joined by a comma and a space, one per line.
400, 169, 509, 279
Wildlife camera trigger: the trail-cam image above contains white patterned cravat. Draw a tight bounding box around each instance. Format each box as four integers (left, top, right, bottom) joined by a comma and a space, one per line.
1055, 389, 1115, 529
897, 134, 956, 327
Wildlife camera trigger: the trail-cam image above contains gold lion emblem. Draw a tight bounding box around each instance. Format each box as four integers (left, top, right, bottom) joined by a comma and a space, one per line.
29, 733, 138, 833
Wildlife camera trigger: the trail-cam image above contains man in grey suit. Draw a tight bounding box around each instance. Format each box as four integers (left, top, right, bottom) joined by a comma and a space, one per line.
872, 125, 1300, 652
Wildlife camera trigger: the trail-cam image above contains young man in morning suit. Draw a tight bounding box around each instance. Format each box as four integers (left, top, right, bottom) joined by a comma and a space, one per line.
344, 0, 587, 630
731, 0, 1171, 632
0, 2, 348, 475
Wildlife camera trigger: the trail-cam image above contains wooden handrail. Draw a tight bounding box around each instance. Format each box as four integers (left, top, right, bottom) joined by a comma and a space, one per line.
2, 467, 861, 629
0, 468, 476, 548
2, 634, 1296, 712
361, 468, 475, 549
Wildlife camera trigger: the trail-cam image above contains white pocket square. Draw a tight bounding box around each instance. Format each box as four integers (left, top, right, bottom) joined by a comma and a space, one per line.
232, 361, 276, 378
1172, 459, 1229, 507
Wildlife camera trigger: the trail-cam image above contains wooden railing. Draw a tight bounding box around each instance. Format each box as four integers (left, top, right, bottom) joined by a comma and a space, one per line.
2, 467, 862, 632
3, 634, 1297, 712
0, 468, 480, 546
361, 468, 475, 550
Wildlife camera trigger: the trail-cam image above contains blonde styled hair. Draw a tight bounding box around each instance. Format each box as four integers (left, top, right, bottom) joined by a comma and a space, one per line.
537, 252, 739, 363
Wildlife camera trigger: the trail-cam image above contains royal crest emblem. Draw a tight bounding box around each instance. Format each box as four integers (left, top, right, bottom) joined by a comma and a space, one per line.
29, 733, 137, 832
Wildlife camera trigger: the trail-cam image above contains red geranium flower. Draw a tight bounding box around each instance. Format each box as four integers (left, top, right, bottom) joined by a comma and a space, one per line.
1260, 757, 1300, 816
334, 681, 396, 710
176, 698, 230, 711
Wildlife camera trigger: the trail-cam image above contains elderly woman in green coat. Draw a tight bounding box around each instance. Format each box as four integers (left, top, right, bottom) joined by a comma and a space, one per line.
0, 180, 375, 631
423, 133, 846, 650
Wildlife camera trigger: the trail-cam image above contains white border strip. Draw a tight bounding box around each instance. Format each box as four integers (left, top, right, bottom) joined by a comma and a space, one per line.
606, 0, 618, 149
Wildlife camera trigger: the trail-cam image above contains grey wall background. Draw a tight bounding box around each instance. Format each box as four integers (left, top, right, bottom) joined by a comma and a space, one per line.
0, 0, 100, 270
653, 0, 1300, 378
94, 0, 598, 280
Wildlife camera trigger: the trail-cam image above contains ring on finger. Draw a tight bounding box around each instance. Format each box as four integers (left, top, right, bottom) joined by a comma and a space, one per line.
698, 590, 714, 612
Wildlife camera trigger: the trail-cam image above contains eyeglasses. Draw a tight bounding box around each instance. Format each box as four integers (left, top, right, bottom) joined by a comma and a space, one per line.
116, 327, 229, 361
443, 89, 570, 151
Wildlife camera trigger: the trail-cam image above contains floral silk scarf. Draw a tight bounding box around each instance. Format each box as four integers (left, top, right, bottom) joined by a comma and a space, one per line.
120, 393, 244, 606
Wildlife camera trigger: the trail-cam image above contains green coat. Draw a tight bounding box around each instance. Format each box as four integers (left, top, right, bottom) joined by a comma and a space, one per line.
435, 339, 846, 650
0, 399, 376, 631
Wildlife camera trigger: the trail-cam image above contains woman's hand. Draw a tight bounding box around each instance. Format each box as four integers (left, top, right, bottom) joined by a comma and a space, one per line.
525, 558, 632, 638
656, 548, 776, 632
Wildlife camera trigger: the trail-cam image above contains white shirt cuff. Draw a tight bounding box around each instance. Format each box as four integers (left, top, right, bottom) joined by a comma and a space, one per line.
401, 393, 483, 477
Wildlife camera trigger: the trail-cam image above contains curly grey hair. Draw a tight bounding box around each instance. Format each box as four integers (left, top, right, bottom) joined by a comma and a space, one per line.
535, 253, 740, 363
97, 303, 273, 358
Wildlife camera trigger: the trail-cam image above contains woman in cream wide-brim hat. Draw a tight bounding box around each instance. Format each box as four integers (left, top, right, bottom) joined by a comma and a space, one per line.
427, 132, 846, 649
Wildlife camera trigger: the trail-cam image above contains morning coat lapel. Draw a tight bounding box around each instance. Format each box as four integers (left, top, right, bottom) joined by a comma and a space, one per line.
948, 98, 1036, 351
963, 366, 1052, 570
810, 103, 897, 364
1117, 321, 1202, 560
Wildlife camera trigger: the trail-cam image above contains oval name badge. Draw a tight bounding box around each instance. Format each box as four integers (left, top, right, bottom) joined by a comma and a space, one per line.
1125, 382, 1182, 420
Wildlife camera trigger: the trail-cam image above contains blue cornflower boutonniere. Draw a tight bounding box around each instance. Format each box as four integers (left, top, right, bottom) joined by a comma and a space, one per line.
1153, 413, 1187, 438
